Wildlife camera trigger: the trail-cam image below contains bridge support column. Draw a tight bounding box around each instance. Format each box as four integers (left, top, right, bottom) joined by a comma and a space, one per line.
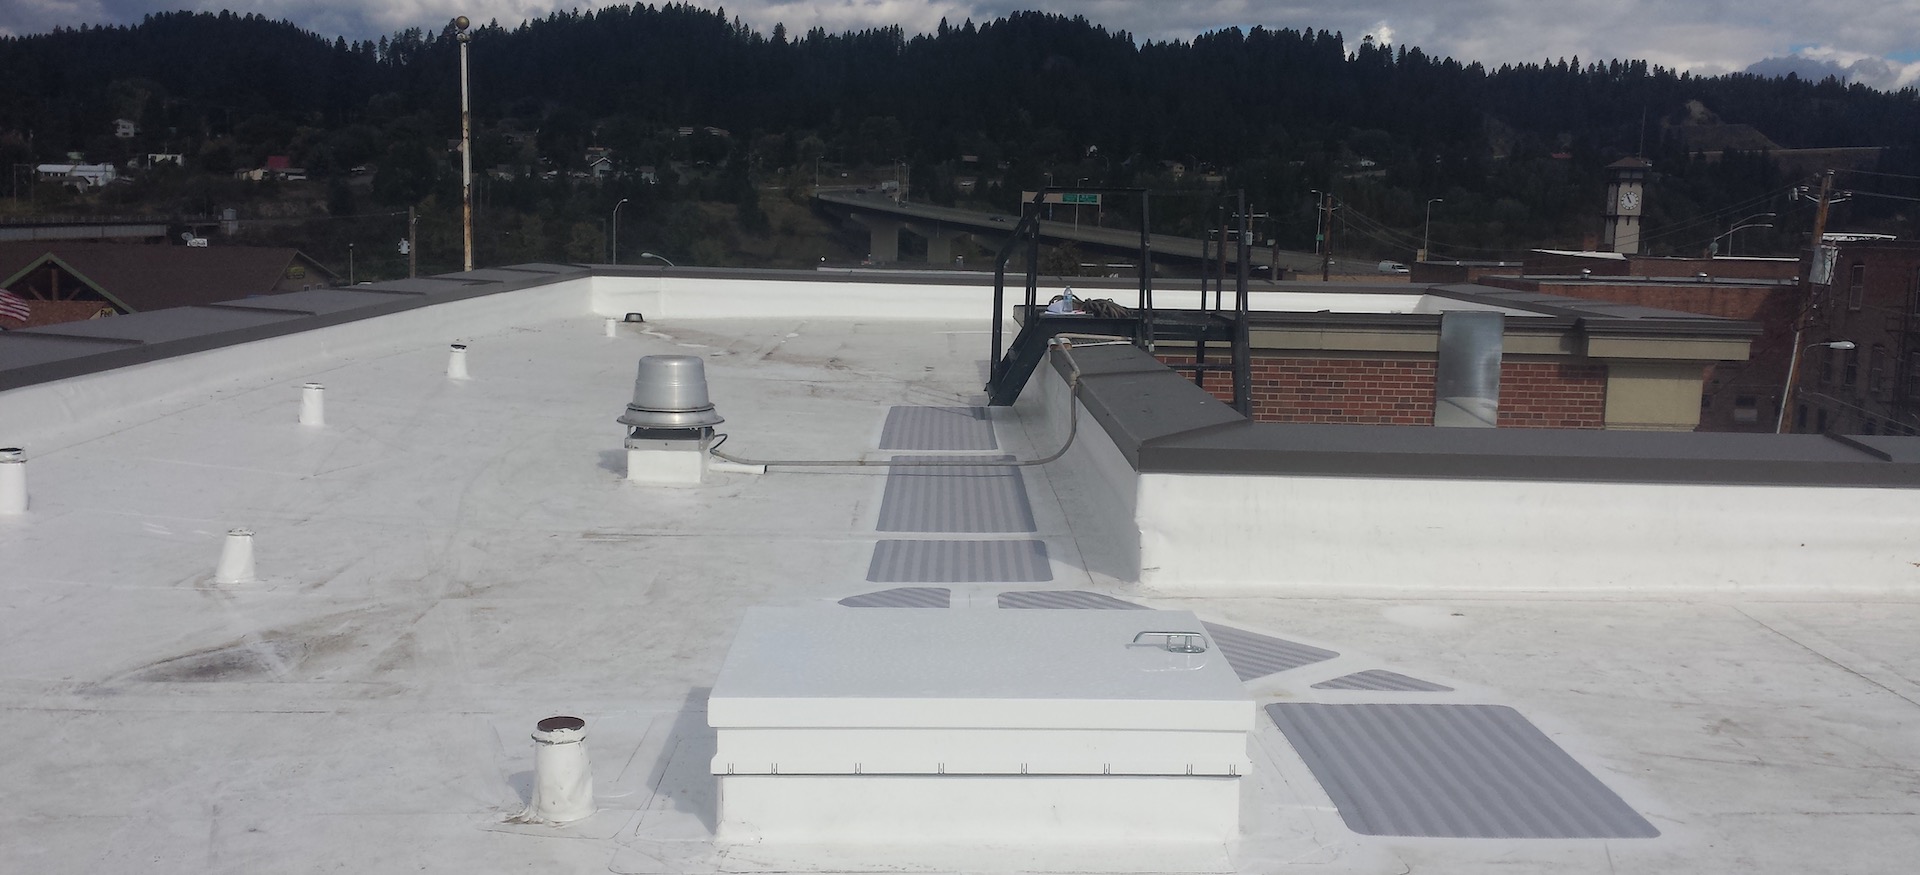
904, 222, 969, 265
849, 213, 903, 263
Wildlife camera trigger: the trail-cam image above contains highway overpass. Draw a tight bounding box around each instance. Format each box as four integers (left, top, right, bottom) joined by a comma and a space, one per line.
813, 188, 1377, 277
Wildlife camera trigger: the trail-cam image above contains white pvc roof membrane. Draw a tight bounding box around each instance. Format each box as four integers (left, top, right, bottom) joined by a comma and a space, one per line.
1, 287, 1917, 873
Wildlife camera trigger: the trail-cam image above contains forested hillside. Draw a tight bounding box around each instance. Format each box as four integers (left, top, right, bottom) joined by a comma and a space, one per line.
2, 4, 1916, 275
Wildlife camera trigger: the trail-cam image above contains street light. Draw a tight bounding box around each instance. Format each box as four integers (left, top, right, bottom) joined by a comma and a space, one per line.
1711, 212, 1776, 256
610, 198, 629, 264
1074, 177, 1088, 234
454, 15, 473, 273
639, 252, 674, 267
1776, 339, 1857, 433
1423, 198, 1444, 262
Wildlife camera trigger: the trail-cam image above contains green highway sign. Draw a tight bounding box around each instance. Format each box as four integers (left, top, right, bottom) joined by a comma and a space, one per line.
1061, 193, 1101, 205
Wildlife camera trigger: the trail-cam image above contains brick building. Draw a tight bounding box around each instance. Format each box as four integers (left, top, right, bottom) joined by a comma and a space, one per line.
0, 242, 338, 329
1135, 283, 1755, 431
1787, 239, 1920, 435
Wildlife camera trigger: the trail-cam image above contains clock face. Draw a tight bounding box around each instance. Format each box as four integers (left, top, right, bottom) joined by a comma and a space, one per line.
1619, 190, 1641, 212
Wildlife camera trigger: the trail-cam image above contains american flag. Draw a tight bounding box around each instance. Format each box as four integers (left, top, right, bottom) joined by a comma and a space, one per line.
0, 289, 31, 322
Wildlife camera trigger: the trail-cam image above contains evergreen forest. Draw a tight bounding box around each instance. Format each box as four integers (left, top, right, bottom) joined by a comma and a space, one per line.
2, 4, 1918, 278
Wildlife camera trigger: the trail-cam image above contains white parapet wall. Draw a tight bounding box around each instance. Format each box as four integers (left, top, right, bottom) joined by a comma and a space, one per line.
1023, 345, 1920, 595
1135, 471, 1920, 594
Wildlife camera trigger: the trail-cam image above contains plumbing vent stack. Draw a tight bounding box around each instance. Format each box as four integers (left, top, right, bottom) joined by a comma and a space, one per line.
619, 355, 723, 484
215, 528, 256, 583
525, 716, 595, 823
299, 383, 326, 426
0, 448, 25, 515
604, 318, 618, 337
447, 343, 471, 380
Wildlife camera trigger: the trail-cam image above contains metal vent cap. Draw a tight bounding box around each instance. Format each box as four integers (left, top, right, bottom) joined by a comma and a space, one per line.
618, 355, 724, 429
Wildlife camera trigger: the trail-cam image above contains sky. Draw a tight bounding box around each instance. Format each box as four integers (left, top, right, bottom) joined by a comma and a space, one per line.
4, 0, 1919, 90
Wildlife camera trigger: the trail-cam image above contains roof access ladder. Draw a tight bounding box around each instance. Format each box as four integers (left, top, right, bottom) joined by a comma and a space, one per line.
985, 189, 1253, 417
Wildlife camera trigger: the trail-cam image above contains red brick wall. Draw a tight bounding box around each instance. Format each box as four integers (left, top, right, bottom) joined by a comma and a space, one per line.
1156, 354, 1607, 428
1496, 361, 1608, 428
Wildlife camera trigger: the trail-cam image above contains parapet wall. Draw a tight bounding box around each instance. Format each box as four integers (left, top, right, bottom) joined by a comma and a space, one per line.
1041, 343, 1920, 594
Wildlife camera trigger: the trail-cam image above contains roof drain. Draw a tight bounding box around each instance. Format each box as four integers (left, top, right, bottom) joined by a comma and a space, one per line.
709, 340, 1086, 470
447, 343, 471, 380
299, 383, 325, 427
509, 716, 596, 824
0, 448, 26, 514
215, 528, 256, 584
620, 355, 723, 485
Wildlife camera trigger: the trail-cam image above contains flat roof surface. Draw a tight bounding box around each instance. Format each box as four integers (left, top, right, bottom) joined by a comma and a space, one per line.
2, 303, 1918, 873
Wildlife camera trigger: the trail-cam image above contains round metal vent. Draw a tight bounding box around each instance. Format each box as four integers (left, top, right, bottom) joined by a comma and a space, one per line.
618, 355, 724, 430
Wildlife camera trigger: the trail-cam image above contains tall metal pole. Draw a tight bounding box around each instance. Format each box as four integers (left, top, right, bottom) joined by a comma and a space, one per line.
408, 206, 418, 279
611, 198, 628, 264
456, 16, 474, 273
1423, 198, 1443, 262
1321, 192, 1334, 282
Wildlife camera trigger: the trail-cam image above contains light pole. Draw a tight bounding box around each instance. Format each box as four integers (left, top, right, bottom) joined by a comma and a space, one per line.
1423, 198, 1443, 262
347, 242, 354, 284
639, 252, 674, 267
454, 15, 473, 272
610, 197, 628, 263
1074, 177, 1088, 234
1776, 339, 1856, 433
1711, 212, 1776, 256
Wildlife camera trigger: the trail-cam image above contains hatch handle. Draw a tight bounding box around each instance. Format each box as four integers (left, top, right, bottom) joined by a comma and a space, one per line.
1132, 630, 1208, 654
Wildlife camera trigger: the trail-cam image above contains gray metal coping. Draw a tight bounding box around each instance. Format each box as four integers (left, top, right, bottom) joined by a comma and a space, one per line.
1054, 343, 1920, 488
0, 263, 594, 391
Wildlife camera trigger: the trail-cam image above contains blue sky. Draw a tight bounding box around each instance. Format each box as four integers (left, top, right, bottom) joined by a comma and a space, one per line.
5, 0, 1919, 89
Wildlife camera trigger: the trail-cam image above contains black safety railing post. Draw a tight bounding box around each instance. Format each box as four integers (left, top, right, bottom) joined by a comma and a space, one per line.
1234, 189, 1253, 417
1140, 191, 1154, 352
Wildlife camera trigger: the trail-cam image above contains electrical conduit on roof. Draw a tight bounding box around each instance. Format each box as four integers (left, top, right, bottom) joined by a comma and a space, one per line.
708, 342, 1086, 470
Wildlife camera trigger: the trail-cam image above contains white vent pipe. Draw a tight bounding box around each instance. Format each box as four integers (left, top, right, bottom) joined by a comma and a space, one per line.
447, 343, 470, 380
0, 448, 26, 515
521, 716, 595, 823
299, 383, 326, 426
215, 528, 256, 584
603, 318, 618, 338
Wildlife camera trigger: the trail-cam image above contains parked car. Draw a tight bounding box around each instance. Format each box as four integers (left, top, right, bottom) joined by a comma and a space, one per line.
1377, 260, 1410, 274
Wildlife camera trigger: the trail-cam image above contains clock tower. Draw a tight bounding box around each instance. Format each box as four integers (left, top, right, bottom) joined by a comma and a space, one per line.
1601, 157, 1649, 254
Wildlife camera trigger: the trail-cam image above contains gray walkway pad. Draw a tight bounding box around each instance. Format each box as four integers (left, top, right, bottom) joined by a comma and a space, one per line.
1204, 622, 1339, 681
996, 590, 1147, 610
1266, 703, 1660, 839
868, 540, 1052, 582
876, 455, 1037, 533
838, 587, 952, 608
1312, 670, 1454, 692
878, 406, 998, 451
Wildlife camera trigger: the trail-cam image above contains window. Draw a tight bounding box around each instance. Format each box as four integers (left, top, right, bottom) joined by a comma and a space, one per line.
1795, 404, 1808, 432
1820, 345, 1835, 384
1912, 267, 1920, 316
1732, 396, 1758, 424
1848, 263, 1865, 310
1905, 352, 1920, 401
1843, 348, 1859, 388
1816, 408, 1829, 432
1864, 419, 1878, 435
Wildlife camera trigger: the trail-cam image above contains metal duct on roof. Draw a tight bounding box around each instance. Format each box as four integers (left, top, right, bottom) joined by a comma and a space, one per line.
618, 355, 724, 430
1434, 310, 1504, 428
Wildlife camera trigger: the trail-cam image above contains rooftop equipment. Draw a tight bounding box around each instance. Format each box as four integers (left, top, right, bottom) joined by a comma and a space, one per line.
0, 447, 25, 514
510, 716, 596, 824
708, 607, 1253, 847
619, 355, 722, 484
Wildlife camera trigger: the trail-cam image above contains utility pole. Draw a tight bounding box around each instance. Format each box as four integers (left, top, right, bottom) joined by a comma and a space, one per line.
1777, 170, 1837, 433
408, 206, 418, 279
